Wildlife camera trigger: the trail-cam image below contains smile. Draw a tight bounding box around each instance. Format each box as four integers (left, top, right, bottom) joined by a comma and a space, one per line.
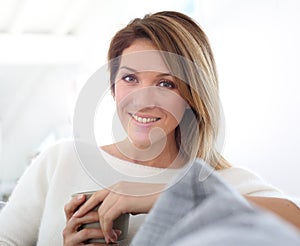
129, 113, 160, 124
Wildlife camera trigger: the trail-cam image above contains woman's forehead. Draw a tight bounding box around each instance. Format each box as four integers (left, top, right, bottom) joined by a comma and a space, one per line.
119, 50, 170, 75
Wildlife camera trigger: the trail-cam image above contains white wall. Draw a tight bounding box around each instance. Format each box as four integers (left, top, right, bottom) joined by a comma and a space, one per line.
193, 0, 300, 197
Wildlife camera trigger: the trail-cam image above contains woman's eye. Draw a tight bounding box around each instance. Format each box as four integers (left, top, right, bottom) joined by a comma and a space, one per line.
122, 74, 137, 83
158, 80, 176, 89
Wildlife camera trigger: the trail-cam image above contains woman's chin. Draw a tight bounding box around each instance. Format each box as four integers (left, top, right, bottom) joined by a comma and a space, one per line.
130, 139, 152, 150
126, 132, 167, 150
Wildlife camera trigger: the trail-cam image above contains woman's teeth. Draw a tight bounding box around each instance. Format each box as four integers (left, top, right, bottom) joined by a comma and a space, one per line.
132, 114, 160, 123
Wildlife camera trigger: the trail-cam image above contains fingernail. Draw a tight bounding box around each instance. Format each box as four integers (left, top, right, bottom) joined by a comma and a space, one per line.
114, 229, 122, 237
105, 236, 115, 244
110, 230, 118, 243
77, 194, 84, 200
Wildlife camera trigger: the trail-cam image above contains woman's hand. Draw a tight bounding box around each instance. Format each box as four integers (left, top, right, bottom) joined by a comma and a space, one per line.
73, 181, 165, 243
245, 196, 300, 230
63, 194, 113, 245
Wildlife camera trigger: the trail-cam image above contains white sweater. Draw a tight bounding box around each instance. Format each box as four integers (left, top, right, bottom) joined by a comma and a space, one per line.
0, 140, 291, 246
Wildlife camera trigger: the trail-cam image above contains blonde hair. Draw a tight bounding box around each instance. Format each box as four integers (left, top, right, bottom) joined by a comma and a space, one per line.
108, 11, 231, 170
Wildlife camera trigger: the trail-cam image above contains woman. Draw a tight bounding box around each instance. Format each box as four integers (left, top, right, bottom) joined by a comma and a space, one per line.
63, 11, 300, 244
0, 11, 299, 246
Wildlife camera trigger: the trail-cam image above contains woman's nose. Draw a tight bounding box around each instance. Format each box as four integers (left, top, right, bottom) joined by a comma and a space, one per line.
130, 86, 160, 110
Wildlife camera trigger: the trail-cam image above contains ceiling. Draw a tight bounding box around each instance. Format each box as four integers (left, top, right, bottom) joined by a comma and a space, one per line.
0, 0, 100, 34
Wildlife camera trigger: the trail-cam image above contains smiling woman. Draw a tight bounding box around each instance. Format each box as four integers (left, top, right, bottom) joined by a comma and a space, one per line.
110, 40, 187, 165
0, 10, 299, 246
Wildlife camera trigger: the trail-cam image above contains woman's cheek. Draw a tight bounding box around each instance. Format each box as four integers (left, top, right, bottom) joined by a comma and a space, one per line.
115, 84, 132, 104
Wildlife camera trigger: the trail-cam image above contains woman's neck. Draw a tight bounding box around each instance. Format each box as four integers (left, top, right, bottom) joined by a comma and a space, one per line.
101, 137, 186, 169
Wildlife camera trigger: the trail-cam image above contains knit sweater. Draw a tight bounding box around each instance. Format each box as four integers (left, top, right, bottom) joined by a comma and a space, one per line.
0, 140, 291, 246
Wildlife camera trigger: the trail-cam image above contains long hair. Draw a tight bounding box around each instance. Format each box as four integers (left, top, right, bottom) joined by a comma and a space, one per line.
107, 11, 231, 170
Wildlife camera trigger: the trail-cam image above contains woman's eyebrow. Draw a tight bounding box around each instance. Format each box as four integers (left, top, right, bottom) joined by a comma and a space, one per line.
156, 73, 173, 78
119, 66, 173, 77
119, 66, 137, 72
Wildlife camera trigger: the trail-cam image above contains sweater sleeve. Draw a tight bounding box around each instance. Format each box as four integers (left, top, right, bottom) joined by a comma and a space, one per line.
217, 166, 300, 208
0, 144, 59, 246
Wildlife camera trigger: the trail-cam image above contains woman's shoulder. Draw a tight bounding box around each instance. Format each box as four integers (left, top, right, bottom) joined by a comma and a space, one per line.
217, 166, 263, 181
35, 139, 78, 162
43, 138, 76, 154
216, 166, 283, 197
28, 139, 79, 176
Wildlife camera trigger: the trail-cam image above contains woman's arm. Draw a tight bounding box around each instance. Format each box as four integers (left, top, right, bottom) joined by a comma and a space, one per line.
0, 152, 50, 245
245, 196, 300, 230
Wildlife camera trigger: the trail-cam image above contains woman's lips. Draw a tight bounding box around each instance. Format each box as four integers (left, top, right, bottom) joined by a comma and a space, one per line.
129, 113, 161, 124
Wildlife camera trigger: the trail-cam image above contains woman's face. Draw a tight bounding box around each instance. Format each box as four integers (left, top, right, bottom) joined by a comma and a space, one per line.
114, 39, 187, 149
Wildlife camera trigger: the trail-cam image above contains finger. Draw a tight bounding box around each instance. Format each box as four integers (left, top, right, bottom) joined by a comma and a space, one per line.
64, 227, 105, 245
64, 194, 86, 221
99, 196, 126, 243
84, 244, 108, 246
74, 228, 104, 243
65, 211, 99, 234
84, 243, 117, 246
96, 193, 119, 243
103, 206, 123, 243
74, 189, 109, 217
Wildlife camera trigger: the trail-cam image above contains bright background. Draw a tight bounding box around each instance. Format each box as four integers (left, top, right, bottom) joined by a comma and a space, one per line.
0, 0, 299, 200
